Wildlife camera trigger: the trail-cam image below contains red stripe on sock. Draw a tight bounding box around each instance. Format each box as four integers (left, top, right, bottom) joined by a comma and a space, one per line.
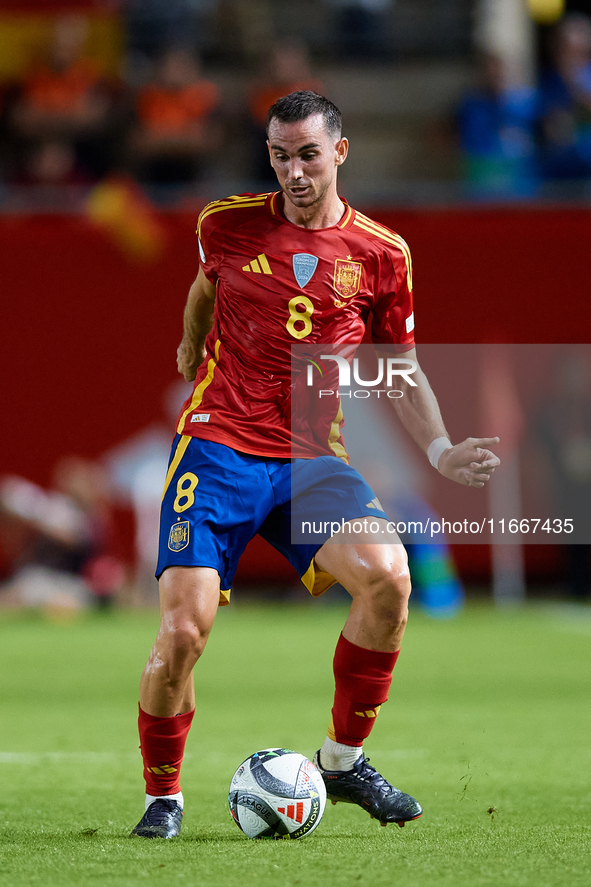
138, 704, 194, 796
330, 633, 399, 746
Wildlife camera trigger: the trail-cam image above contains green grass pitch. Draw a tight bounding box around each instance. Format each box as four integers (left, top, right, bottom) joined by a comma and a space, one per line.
0, 598, 590, 887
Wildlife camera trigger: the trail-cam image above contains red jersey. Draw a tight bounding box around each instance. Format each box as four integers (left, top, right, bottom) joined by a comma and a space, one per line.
176, 191, 415, 459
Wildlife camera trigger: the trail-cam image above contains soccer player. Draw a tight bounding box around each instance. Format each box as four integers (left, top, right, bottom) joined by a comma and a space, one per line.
131, 91, 499, 838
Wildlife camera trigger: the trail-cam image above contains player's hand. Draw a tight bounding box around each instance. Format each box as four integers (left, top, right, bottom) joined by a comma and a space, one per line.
437, 437, 500, 488
176, 339, 204, 382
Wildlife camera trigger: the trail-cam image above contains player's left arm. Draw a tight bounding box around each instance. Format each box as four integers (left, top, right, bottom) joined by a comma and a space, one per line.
377, 347, 500, 488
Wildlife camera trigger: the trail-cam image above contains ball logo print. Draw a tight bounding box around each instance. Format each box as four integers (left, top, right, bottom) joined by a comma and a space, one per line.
228, 748, 327, 839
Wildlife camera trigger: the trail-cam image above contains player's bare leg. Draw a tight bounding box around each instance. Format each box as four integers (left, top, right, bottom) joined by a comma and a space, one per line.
312, 518, 422, 826
140, 566, 220, 716
318, 531, 410, 653
132, 566, 220, 838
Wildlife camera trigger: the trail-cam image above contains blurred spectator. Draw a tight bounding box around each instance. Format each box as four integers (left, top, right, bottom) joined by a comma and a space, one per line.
16, 140, 85, 186
127, 47, 221, 187
325, 0, 394, 61
337, 370, 464, 620
209, 0, 274, 67
5, 14, 125, 182
0, 456, 124, 612
122, 0, 218, 63
457, 51, 539, 197
3, 139, 92, 211
103, 380, 192, 603
539, 13, 591, 180
391, 494, 464, 619
248, 40, 323, 183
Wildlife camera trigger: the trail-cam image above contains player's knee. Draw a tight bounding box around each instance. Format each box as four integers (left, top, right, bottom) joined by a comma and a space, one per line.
364, 557, 410, 598
165, 619, 209, 668
359, 560, 411, 624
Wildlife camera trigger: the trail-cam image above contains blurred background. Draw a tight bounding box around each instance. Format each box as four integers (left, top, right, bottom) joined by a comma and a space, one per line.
0, 0, 590, 616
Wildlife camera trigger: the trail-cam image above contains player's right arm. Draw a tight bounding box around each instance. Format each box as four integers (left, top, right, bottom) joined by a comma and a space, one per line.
387, 349, 500, 488
371, 236, 500, 488
176, 266, 216, 382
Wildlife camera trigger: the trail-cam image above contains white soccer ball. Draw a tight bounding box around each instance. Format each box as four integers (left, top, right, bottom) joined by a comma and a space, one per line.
228, 748, 327, 840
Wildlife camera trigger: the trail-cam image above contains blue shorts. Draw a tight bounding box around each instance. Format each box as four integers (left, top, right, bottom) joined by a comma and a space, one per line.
157, 436, 389, 605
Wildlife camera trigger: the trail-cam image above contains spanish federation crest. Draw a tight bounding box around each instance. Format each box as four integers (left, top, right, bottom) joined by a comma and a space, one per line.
293, 253, 319, 288
168, 520, 189, 552
334, 257, 362, 299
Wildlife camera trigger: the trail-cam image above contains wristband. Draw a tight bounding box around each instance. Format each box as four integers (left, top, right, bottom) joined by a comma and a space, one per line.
427, 437, 452, 470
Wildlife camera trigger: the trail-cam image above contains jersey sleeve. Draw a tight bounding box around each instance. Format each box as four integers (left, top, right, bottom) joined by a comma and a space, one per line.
196, 201, 223, 284
370, 241, 415, 349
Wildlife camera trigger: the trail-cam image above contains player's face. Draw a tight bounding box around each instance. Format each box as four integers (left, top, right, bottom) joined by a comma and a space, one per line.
267, 114, 348, 210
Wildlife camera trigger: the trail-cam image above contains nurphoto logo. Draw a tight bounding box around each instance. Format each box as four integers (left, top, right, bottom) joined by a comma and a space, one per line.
306, 354, 418, 399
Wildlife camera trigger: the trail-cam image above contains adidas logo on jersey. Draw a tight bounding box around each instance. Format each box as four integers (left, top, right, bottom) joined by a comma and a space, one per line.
365, 497, 383, 511
242, 253, 272, 274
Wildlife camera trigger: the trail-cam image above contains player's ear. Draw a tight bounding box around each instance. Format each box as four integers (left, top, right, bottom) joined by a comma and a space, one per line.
335, 137, 348, 166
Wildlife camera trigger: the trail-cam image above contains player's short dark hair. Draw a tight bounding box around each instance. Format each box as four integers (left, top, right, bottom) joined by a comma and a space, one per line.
266, 91, 342, 139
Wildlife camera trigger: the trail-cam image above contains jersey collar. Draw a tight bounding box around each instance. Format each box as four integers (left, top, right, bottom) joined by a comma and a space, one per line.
266, 191, 355, 230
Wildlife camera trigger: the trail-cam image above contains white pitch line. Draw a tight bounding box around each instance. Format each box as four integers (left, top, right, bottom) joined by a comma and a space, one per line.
543, 603, 591, 636
552, 622, 591, 637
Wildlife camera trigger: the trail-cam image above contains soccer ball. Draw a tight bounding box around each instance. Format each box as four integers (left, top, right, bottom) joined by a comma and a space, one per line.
228, 748, 327, 840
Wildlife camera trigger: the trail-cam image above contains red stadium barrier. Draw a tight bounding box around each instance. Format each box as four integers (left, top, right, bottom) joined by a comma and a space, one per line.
1, 205, 588, 583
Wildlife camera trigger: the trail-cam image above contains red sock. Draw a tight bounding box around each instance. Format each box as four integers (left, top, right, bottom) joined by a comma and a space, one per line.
138, 705, 194, 796
329, 634, 400, 746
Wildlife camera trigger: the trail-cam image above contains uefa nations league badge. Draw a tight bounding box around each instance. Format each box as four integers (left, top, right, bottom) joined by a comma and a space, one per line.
168, 521, 189, 551
293, 254, 319, 288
